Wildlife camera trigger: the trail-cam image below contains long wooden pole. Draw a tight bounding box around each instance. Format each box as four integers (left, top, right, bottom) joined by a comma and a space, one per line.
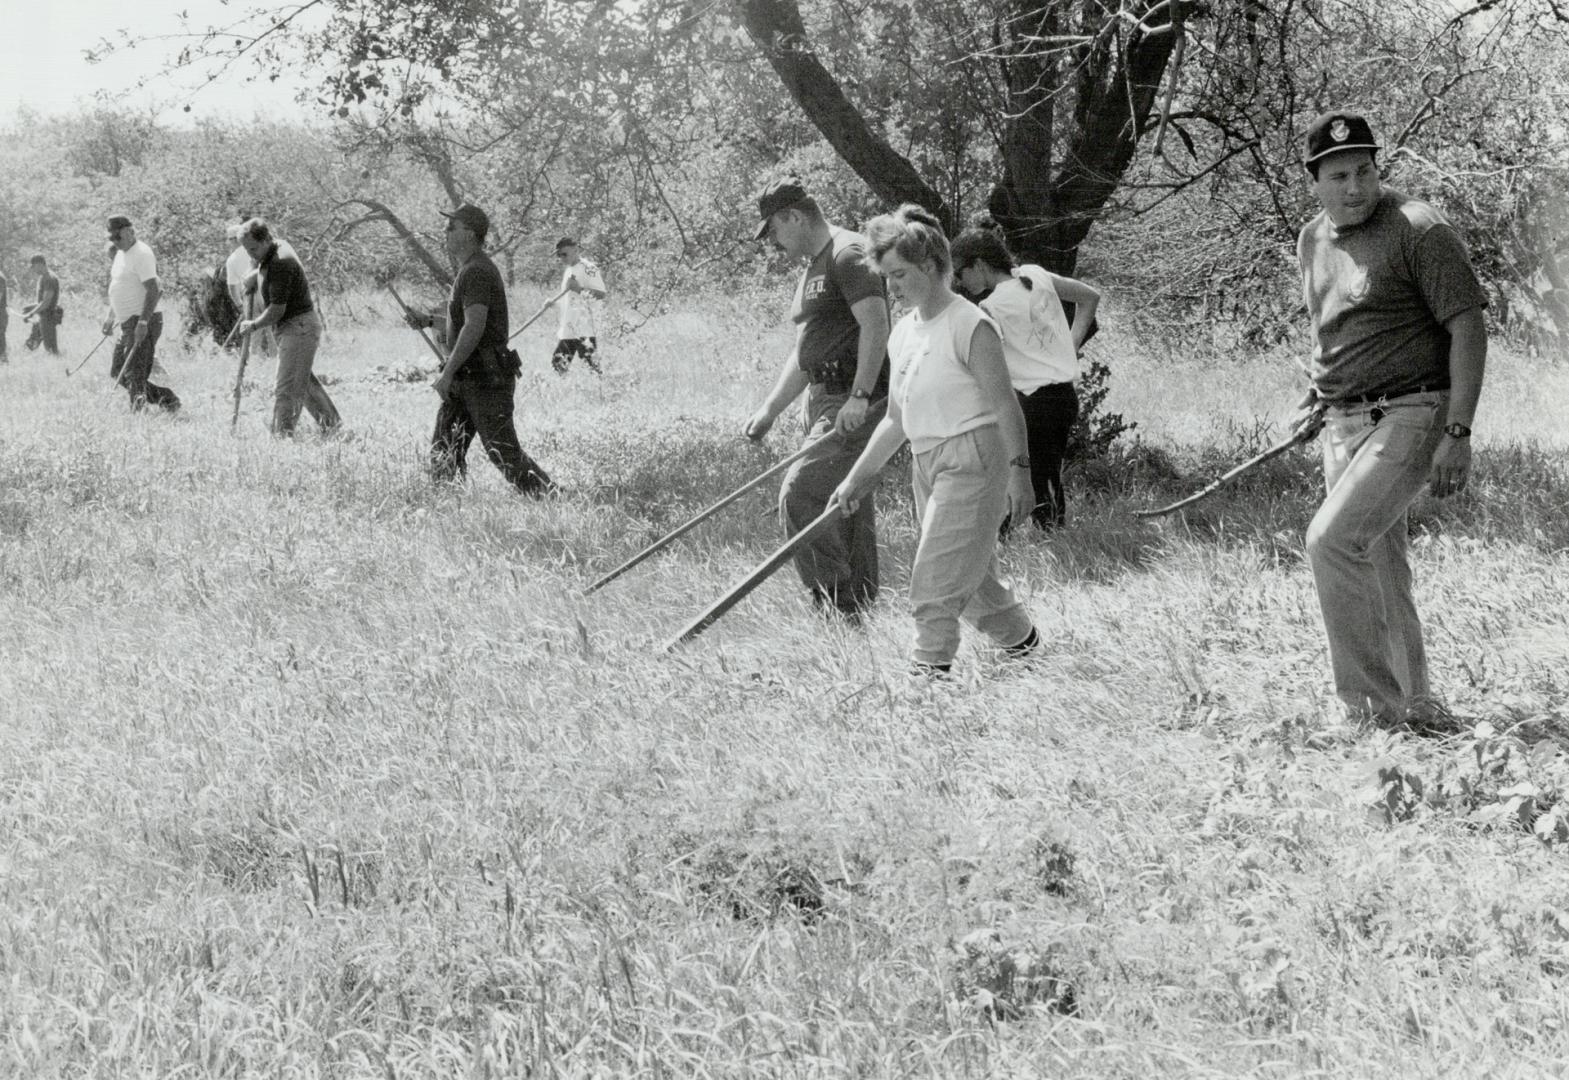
663, 505, 844, 652
585, 440, 818, 595
385, 283, 448, 366
230, 293, 255, 429
1133, 426, 1317, 519
508, 288, 569, 343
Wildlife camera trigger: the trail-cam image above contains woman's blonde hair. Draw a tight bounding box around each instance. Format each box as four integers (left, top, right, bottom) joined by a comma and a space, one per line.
864, 203, 951, 275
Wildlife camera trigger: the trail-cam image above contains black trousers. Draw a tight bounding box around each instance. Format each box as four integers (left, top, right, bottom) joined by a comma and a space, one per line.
551, 337, 599, 374
111, 313, 181, 412
1017, 381, 1078, 528
431, 378, 554, 496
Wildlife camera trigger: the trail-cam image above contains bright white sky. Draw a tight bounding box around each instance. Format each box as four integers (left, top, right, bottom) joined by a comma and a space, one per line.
0, 0, 318, 123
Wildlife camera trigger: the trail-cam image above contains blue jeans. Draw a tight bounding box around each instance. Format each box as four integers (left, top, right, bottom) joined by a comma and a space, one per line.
1306, 390, 1447, 721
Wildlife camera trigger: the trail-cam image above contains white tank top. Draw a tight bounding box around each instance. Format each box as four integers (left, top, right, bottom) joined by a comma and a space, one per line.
889, 296, 1000, 454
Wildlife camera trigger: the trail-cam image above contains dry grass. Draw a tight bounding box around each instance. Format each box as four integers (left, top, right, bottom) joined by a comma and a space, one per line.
1, 295, 1567, 1078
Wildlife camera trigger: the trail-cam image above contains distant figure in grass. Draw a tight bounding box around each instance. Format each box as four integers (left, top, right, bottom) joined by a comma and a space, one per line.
403, 203, 555, 497
103, 215, 181, 412
22, 254, 62, 355
1291, 110, 1488, 732
830, 205, 1041, 675
549, 236, 608, 375
951, 218, 1100, 530
233, 217, 341, 436
225, 214, 273, 356
0, 266, 9, 362
743, 176, 891, 622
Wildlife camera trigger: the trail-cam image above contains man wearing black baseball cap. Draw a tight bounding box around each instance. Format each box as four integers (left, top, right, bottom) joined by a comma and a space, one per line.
403, 203, 554, 496
742, 175, 891, 621
1289, 110, 1488, 733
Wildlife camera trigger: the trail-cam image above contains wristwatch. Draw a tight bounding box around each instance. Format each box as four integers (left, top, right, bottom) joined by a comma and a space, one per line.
1443, 422, 1472, 439
1009, 454, 1031, 469
850, 388, 872, 400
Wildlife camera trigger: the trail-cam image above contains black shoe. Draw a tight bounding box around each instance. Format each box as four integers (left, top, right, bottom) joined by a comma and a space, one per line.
911, 660, 952, 679
1003, 626, 1040, 659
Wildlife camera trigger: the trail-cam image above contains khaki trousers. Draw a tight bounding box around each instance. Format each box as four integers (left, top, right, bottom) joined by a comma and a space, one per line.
909, 423, 1033, 666
272, 311, 340, 435
1306, 390, 1447, 721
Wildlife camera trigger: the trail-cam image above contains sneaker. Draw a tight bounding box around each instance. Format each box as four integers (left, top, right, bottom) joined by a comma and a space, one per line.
1003, 626, 1041, 660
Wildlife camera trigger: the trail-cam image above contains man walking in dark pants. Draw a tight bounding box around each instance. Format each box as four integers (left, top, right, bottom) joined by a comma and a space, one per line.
0, 267, 9, 362
103, 214, 181, 412
1291, 111, 1488, 732
743, 177, 891, 621
22, 255, 61, 355
403, 203, 555, 496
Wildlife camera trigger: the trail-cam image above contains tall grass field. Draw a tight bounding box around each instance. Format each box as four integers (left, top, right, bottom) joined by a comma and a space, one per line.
2, 287, 1568, 1078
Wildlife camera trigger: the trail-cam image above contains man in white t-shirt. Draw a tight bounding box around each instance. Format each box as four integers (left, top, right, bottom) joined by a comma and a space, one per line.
549, 236, 607, 374
102, 214, 180, 412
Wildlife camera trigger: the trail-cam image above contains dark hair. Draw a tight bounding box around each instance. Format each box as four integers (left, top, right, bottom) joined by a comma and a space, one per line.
29, 254, 46, 266
864, 203, 951, 274
950, 213, 1015, 276
240, 217, 273, 244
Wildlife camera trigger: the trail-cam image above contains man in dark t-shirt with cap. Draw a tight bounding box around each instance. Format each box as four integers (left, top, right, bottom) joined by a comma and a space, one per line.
1288, 110, 1488, 732
404, 203, 554, 496
743, 177, 891, 620
236, 218, 340, 435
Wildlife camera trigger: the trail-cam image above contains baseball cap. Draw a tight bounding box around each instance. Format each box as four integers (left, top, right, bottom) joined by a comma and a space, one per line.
753, 176, 810, 241
107, 214, 133, 232
29, 254, 45, 265
554, 236, 577, 252
1304, 111, 1380, 165
439, 202, 489, 239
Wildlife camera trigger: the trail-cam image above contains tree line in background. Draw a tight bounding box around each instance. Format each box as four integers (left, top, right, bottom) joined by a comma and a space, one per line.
2, 0, 1565, 362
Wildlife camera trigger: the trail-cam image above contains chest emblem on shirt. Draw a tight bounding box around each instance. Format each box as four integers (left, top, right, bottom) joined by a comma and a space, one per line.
803, 276, 826, 303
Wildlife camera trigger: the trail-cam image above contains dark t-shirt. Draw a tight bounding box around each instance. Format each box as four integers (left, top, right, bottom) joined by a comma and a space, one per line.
260, 246, 314, 323
448, 252, 511, 382
793, 227, 889, 395
1299, 189, 1487, 401
36, 271, 59, 310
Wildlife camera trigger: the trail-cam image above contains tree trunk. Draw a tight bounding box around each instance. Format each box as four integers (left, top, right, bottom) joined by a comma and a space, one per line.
989, 1, 1180, 275
334, 197, 453, 288
734, 0, 954, 230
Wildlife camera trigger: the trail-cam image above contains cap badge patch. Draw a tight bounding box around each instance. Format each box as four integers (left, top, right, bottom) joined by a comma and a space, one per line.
1330, 119, 1350, 142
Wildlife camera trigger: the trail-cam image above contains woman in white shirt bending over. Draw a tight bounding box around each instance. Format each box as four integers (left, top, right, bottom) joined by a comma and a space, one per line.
950, 223, 1100, 529
830, 205, 1040, 676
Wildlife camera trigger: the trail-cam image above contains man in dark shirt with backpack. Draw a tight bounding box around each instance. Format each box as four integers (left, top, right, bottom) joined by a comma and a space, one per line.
404, 203, 555, 497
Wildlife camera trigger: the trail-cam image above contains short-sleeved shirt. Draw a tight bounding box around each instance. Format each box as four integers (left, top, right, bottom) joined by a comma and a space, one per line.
793, 227, 889, 395
258, 243, 314, 324
0, 272, 8, 322
557, 258, 605, 340
108, 241, 163, 321
1299, 189, 1487, 401
448, 252, 511, 381
979, 265, 1079, 391
226, 245, 254, 289
34, 271, 60, 310
889, 296, 1000, 454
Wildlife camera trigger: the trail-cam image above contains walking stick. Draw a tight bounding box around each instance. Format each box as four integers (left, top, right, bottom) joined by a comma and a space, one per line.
65, 332, 112, 377
507, 287, 569, 343
586, 441, 817, 595
385, 283, 448, 367
663, 504, 845, 652
231, 293, 255, 429
1134, 422, 1319, 519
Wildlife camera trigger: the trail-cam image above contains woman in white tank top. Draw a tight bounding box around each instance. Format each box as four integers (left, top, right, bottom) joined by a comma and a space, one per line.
829, 205, 1041, 675
951, 222, 1100, 529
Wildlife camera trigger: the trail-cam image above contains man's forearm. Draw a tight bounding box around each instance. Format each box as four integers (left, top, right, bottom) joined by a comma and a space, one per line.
1444, 309, 1486, 428
443, 321, 484, 378
763, 351, 811, 415
249, 303, 288, 331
